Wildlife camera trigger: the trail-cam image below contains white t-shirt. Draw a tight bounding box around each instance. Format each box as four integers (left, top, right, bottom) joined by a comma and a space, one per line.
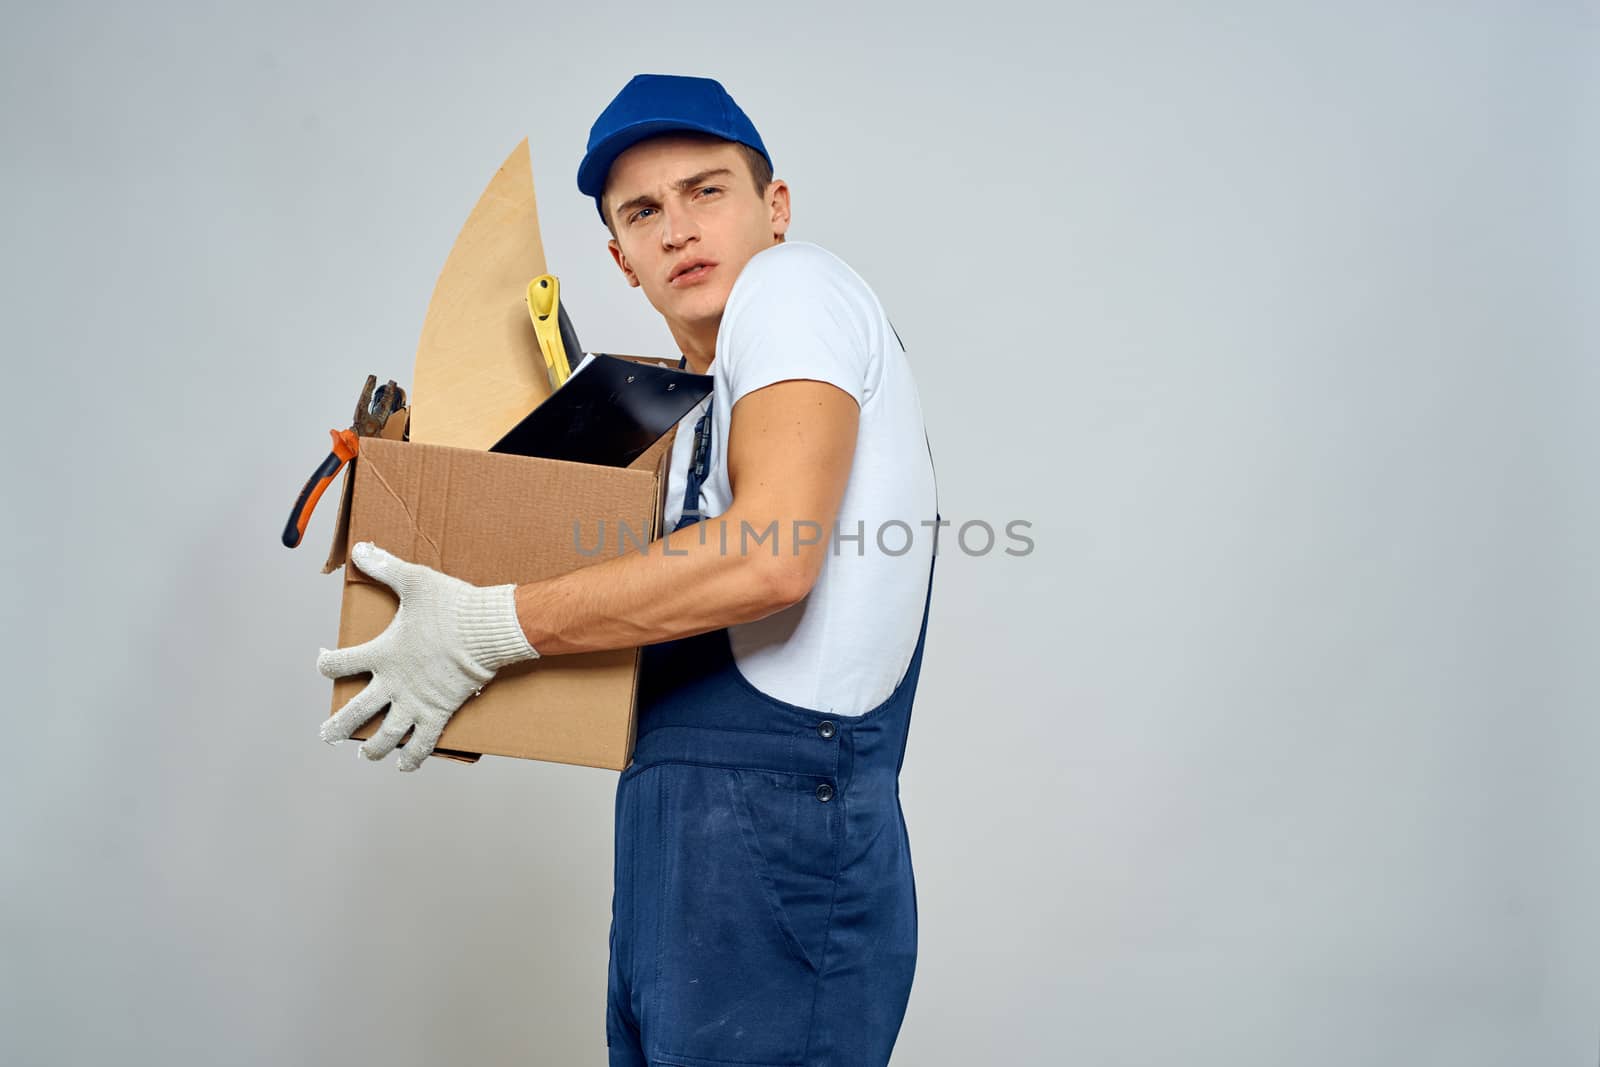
663, 241, 938, 717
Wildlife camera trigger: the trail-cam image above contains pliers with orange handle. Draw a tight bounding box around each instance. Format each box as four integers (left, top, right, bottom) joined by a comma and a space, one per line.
282, 375, 407, 548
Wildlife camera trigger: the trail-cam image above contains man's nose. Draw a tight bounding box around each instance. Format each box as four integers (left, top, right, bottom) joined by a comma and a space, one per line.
658, 204, 698, 249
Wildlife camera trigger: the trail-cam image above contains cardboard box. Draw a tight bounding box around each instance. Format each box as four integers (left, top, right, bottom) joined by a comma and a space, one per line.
321, 358, 680, 770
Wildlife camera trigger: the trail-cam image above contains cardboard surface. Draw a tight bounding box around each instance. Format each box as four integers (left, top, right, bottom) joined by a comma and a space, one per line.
323, 412, 676, 770
408, 138, 555, 451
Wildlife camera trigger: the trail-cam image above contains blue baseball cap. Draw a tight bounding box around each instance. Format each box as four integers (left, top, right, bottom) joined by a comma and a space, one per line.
577, 74, 772, 224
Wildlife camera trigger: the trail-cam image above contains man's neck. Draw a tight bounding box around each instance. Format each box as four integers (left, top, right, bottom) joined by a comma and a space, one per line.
669, 320, 719, 375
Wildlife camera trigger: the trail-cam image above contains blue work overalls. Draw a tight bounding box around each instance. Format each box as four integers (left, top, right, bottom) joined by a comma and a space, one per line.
606, 380, 938, 1067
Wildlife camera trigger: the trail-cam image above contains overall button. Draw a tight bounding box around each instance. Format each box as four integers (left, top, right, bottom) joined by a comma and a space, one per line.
815, 782, 835, 803
817, 720, 836, 740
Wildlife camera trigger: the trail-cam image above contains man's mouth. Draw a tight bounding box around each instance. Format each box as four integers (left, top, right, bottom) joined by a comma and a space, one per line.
670, 260, 716, 286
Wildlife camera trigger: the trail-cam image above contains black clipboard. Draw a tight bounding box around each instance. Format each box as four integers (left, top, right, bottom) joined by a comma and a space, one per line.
488, 354, 713, 467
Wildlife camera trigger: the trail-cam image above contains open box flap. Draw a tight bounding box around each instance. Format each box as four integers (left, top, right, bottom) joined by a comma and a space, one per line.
323, 406, 410, 574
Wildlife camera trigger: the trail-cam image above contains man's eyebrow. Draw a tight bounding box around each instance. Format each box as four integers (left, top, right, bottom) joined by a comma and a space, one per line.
612, 168, 737, 221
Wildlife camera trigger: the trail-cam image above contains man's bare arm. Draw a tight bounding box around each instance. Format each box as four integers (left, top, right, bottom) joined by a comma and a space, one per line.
512, 378, 859, 655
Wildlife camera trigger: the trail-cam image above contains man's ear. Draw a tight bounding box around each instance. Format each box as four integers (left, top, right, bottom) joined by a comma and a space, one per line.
767, 179, 792, 241
607, 238, 641, 288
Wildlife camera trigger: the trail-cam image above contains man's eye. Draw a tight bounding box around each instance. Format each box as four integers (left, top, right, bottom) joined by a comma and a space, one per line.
629, 208, 654, 223
697, 186, 722, 197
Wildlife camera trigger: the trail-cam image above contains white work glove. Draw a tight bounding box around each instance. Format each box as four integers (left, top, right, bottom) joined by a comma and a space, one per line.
316, 541, 539, 771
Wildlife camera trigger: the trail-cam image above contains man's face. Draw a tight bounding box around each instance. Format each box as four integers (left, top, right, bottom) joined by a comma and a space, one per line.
604, 134, 790, 335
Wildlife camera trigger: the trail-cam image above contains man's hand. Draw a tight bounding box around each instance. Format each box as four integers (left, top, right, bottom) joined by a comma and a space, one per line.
316, 541, 539, 771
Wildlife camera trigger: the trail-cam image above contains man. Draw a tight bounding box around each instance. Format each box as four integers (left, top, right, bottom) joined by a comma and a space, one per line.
317, 74, 939, 1066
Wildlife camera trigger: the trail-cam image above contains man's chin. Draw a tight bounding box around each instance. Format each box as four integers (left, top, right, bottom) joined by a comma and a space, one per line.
669, 291, 730, 325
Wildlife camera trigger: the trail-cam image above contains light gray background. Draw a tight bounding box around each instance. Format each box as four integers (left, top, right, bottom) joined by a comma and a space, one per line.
2, 2, 1594, 1064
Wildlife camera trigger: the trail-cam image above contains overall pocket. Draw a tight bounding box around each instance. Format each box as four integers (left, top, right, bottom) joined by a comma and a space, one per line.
652, 762, 839, 1066
724, 766, 842, 973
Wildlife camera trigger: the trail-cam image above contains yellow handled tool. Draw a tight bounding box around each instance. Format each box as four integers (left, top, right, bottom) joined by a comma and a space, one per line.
526, 274, 573, 390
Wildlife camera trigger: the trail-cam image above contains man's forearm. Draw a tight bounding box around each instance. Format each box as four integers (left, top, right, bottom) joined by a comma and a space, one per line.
512, 512, 810, 656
